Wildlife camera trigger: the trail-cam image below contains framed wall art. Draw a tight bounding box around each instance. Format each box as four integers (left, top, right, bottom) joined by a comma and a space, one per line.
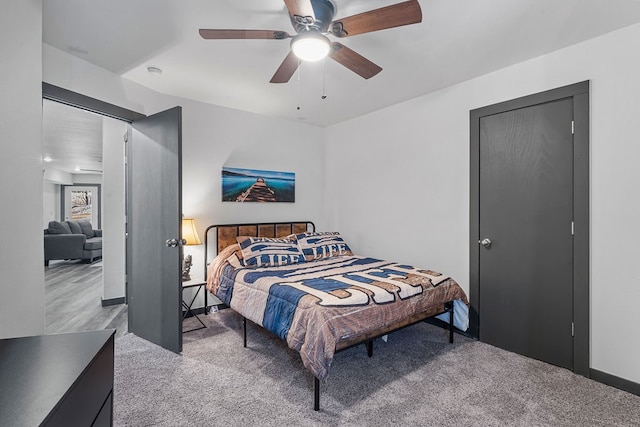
222, 167, 295, 203
61, 184, 101, 227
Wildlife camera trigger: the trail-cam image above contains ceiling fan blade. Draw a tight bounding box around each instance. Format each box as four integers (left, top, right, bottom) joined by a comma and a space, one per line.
199, 29, 290, 40
330, 0, 422, 38
329, 43, 382, 79
284, 0, 316, 25
270, 51, 300, 83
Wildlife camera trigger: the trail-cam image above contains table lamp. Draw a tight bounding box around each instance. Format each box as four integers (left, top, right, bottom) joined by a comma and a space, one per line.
181, 218, 202, 281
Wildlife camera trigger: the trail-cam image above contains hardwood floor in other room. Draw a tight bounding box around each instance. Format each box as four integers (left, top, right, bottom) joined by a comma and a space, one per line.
45, 259, 128, 338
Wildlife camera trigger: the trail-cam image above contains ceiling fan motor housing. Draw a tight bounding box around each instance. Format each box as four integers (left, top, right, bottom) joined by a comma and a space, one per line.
290, 0, 336, 33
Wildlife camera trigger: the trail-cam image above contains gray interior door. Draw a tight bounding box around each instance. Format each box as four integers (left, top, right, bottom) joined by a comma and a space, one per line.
127, 107, 182, 353
478, 99, 574, 369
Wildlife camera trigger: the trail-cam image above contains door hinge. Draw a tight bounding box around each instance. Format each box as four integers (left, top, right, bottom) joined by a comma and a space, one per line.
571, 120, 575, 135
571, 221, 574, 235
571, 322, 575, 337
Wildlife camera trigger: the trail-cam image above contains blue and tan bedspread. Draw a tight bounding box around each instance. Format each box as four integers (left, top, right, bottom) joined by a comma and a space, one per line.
207, 245, 468, 380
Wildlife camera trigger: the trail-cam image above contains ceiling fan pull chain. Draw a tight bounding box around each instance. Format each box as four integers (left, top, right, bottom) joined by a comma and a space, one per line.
321, 57, 327, 100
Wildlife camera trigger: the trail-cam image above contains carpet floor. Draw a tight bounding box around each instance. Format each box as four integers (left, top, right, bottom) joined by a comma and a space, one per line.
114, 309, 640, 426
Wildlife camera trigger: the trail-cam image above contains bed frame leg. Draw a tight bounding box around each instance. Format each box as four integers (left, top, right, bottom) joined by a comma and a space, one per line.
243, 317, 247, 348
365, 340, 373, 358
314, 377, 320, 411
448, 301, 454, 344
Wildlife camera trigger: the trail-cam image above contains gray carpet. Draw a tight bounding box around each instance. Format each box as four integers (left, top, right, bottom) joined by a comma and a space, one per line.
114, 310, 640, 426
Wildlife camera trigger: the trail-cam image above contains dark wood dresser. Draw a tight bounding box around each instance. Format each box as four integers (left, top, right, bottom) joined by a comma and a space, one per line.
0, 329, 115, 426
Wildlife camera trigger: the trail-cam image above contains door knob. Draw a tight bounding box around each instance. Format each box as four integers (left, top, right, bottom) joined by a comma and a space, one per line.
479, 238, 492, 248
165, 238, 187, 248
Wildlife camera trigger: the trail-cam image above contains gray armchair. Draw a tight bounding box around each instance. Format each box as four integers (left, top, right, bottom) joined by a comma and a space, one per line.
44, 220, 102, 266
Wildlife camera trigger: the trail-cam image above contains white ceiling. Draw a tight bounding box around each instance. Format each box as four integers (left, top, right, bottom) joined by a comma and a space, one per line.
42, 0, 640, 129
43, 99, 104, 175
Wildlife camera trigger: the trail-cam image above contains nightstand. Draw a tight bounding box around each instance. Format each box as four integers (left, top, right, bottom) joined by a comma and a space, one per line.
182, 278, 207, 333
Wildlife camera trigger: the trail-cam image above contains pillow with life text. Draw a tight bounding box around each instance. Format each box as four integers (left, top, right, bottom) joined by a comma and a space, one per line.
294, 231, 353, 262
236, 236, 305, 268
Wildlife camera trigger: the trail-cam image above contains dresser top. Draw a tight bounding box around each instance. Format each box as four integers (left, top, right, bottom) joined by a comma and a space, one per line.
0, 329, 115, 426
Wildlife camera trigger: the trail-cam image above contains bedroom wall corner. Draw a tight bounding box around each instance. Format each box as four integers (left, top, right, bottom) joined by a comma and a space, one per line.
102, 117, 128, 301
0, 0, 45, 339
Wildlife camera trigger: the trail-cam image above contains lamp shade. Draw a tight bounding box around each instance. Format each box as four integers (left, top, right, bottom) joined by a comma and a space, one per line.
181, 218, 202, 245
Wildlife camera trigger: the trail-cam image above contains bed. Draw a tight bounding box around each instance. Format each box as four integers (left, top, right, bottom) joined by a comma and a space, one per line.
204, 221, 469, 410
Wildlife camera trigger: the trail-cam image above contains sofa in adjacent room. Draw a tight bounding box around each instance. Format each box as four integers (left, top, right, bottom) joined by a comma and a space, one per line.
44, 220, 102, 266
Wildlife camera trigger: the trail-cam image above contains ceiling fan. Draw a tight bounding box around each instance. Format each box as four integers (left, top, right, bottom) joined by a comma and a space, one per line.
199, 0, 422, 83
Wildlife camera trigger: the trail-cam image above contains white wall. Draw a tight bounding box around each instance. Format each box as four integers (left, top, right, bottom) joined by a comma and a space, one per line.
181, 100, 325, 280
73, 174, 102, 185
102, 117, 128, 301
0, 0, 44, 338
43, 181, 60, 228
325, 24, 640, 384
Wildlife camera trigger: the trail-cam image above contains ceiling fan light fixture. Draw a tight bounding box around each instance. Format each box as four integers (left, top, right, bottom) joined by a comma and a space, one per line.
291, 32, 331, 62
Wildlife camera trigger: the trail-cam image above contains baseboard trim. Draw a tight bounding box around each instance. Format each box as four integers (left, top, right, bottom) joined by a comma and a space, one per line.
101, 297, 126, 307
590, 368, 640, 396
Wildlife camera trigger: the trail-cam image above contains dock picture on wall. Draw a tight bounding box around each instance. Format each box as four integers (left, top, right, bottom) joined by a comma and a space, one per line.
222, 167, 295, 203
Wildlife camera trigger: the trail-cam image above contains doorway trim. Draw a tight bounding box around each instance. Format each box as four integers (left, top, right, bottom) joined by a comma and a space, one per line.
469, 81, 590, 376
43, 82, 145, 122
42, 82, 145, 306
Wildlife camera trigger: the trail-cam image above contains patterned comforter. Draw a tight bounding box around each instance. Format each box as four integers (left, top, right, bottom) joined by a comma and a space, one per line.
207, 245, 468, 380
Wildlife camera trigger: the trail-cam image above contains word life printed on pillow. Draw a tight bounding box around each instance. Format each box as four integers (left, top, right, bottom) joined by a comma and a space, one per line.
295, 232, 353, 262
237, 236, 304, 268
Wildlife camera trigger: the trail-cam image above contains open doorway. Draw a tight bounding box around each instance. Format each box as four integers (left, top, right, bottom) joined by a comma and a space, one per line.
43, 82, 184, 353
43, 98, 129, 337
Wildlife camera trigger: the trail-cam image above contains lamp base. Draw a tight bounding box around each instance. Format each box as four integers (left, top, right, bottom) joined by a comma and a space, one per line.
182, 254, 193, 282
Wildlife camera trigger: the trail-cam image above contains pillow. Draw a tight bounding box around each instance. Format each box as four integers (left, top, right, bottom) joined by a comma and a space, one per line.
77, 220, 95, 238
295, 231, 353, 261
236, 236, 305, 268
66, 220, 83, 235
47, 220, 71, 235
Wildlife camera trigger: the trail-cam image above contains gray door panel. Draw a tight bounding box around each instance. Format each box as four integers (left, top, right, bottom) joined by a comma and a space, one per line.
127, 107, 182, 353
479, 99, 573, 369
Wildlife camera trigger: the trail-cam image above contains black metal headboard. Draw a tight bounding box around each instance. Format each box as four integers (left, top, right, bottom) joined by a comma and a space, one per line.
204, 221, 315, 279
